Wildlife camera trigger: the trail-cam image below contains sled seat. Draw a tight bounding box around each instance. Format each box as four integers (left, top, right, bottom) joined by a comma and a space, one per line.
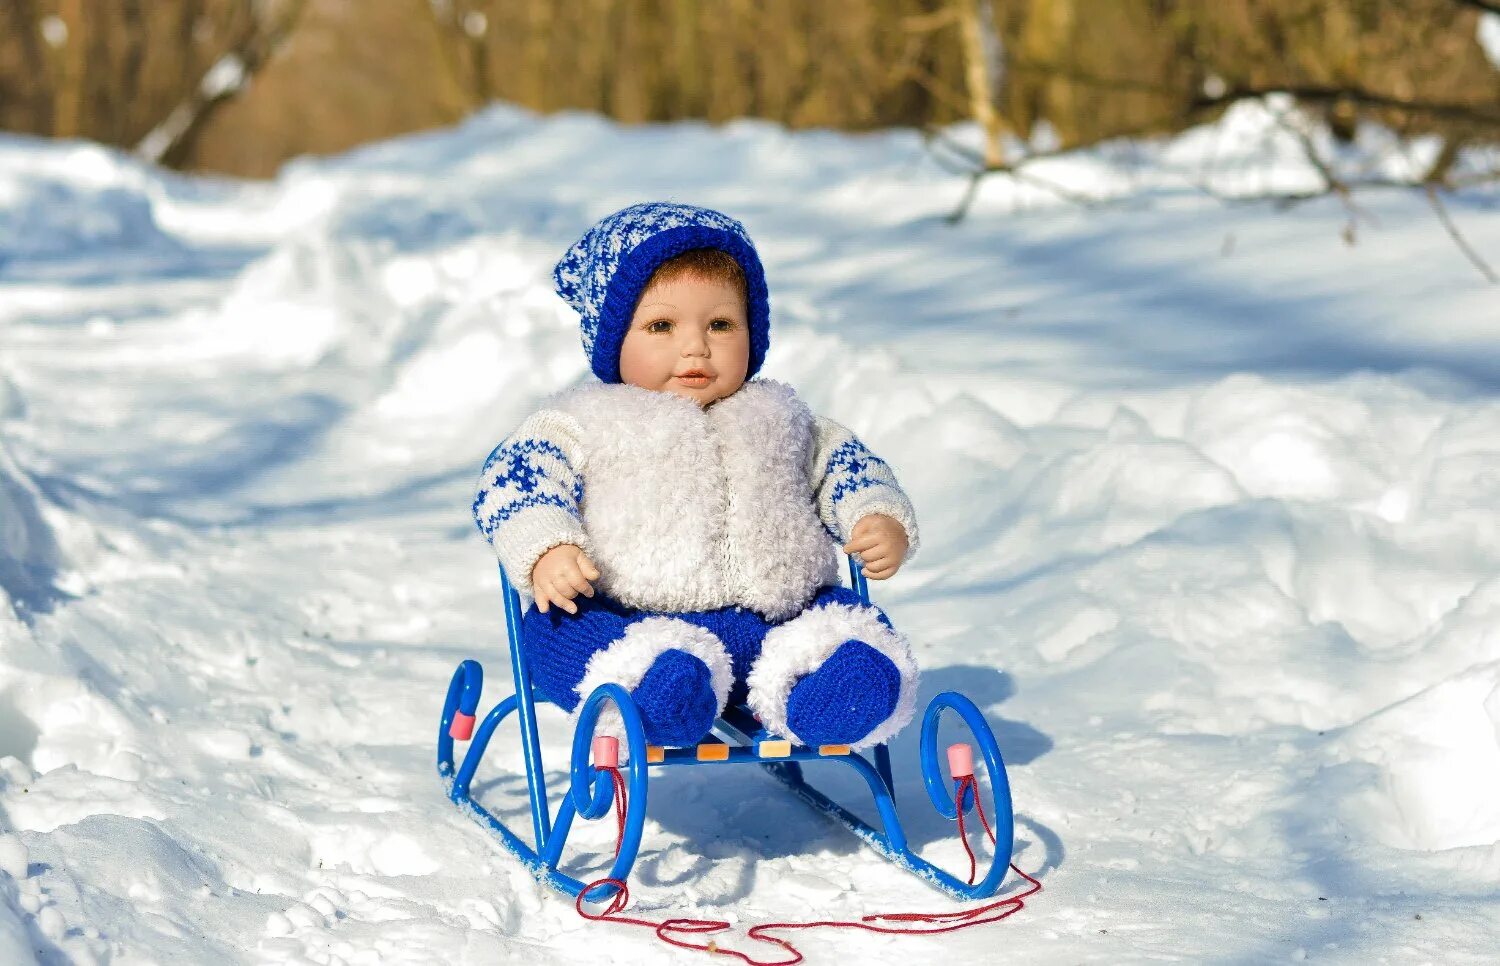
646, 702, 849, 762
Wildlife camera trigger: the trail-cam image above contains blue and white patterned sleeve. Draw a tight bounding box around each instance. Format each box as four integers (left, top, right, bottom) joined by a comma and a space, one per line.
472, 409, 591, 597
808, 415, 919, 564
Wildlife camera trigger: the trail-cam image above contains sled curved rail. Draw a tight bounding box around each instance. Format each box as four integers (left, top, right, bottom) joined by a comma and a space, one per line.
438, 557, 1016, 902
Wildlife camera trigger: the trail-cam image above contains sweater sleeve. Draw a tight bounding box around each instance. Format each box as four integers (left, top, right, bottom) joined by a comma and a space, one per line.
808, 415, 920, 565
471, 408, 591, 597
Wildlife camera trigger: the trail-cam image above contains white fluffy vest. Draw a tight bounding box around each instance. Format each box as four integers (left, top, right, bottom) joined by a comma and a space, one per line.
553, 379, 840, 622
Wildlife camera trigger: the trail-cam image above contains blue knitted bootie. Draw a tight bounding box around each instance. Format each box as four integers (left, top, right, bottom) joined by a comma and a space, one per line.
631, 648, 719, 746
785, 639, 901, 746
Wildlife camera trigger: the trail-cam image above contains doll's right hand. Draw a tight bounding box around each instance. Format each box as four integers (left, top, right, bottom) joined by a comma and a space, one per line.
531, 544, 599, 615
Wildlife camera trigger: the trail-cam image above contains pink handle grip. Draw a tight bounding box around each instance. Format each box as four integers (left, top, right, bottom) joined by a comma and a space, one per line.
947, 742, 974, 779
449, 712, 476, 741
593, 735, 619, 769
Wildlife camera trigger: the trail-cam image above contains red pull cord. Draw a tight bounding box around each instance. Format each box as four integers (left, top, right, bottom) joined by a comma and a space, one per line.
954, 773, 992, 886
607, 765, 627, 857
576, 765, 1041, 965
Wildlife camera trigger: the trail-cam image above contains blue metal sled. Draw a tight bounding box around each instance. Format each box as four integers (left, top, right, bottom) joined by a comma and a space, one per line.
438, 555, 1015, 904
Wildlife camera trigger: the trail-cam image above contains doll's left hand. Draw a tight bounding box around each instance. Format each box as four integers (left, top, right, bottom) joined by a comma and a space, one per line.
843, 513, 909, 580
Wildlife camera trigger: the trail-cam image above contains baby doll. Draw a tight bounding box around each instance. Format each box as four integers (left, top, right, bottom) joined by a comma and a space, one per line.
472, 201, 921, 752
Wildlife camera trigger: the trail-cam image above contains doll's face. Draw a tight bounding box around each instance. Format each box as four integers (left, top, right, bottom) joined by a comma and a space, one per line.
620, 272, 749, 408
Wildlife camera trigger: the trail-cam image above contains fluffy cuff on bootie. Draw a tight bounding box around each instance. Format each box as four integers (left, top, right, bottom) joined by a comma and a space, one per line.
745, 603, 920, 751
570, 616, 734, 756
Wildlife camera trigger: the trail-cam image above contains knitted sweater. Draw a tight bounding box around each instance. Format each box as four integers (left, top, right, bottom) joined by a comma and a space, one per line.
472, 378, 919, 623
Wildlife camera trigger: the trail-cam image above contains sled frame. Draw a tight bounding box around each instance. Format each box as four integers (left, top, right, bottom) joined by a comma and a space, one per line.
438, 556, 1015, 903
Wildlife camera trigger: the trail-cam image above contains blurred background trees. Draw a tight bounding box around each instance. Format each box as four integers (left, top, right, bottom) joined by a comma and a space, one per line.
0, 0, 1496, 179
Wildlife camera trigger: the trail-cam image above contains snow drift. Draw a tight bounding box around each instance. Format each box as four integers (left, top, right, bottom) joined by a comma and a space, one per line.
0, 99, 1498, 962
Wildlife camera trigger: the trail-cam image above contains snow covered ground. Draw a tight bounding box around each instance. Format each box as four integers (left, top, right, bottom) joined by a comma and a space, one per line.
1, 98, 1499, 964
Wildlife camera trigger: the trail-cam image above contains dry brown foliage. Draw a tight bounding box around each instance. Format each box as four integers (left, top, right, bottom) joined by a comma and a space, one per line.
0, 0, 1495, 178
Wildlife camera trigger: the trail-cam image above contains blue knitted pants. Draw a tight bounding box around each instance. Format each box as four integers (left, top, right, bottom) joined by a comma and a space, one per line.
520, 585, 914, 750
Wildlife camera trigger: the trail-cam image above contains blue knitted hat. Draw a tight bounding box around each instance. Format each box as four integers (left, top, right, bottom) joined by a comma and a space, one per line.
552, 201, 771, 384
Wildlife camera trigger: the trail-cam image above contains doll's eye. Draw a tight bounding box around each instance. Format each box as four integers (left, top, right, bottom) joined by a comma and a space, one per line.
647, 320, 671, 332
709, 318, 735, 330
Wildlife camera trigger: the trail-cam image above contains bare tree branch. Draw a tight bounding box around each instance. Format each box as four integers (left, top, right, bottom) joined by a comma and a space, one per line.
136, 0, 310, 169
1451, 0, 1500, 16
1426, 183, 1499, 282
899, 8, 959, 34
921, 124, 1110, 220
1261, 97, 1373, 244
896, 61, 974, 118
1424, 137, 1464, 186
926, 83, 1499, 284
1450, 168, 1500, 188
1191, 84, 1500, 129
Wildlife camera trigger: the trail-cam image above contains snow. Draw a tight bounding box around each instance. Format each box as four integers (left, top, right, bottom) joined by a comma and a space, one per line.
1481, 13, 1500, 71
2, 98, 1499, 963
201, 56, 248, 100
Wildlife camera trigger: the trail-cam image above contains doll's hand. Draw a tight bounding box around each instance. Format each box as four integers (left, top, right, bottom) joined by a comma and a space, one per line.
531, 544, 599, 615
842, 514, 909, 580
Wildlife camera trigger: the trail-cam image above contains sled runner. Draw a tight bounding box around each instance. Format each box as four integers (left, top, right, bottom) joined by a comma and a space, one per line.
438, 555, 1016, 904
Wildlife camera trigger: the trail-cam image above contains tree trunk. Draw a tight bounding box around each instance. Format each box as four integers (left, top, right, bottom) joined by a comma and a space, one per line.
955, 0, 1007, 165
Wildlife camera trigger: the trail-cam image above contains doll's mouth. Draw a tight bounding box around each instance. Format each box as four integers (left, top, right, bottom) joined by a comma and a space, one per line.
676, 371, 711, 382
